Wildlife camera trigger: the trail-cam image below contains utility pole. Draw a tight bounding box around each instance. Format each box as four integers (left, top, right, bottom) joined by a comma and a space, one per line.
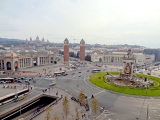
147, 104, 149, 120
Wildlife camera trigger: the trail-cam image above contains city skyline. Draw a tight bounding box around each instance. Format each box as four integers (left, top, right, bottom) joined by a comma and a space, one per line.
0, 0, 160, 48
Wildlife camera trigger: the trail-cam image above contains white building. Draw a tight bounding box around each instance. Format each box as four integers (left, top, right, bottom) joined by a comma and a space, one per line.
91, 50, 155, 65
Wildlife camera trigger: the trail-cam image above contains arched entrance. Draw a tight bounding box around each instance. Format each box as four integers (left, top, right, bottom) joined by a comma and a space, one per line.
111, 57, 114, 62
33, 58, 37, 66
99, 58, 102, 62
51, 57, 53, 63
6, 62, 11, 70
14, 61, 18, 71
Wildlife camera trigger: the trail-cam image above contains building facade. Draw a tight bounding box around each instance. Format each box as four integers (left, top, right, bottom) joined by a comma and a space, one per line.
0, 50, 54, 72
91, 50, 155, 65
143, 49, 160, 62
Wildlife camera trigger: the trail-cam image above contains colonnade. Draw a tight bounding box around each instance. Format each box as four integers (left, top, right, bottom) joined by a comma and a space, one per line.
0, 60, 4, 70
103, 56, 123, 63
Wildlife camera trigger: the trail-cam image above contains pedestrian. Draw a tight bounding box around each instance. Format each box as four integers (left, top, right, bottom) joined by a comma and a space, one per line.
82, 115, 83, 118
84, 114, 85, 117
31, 87, 32, 90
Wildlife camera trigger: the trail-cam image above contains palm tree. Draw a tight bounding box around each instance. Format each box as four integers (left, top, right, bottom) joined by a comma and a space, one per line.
62, 96, 70, 120
78, 90, 86, 106
92, 98, 98, 119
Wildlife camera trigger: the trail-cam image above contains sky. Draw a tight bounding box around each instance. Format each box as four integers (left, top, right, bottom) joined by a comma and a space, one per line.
0, 0, 160, 48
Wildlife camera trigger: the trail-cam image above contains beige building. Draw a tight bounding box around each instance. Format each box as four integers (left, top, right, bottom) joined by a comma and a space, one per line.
0, 50, 54, 72
91, 50, 155, 65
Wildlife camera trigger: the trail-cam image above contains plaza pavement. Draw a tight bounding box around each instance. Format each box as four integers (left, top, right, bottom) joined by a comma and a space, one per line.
0, 83, 26, 97
13, 64, 74, 77
32, 88, 90, 120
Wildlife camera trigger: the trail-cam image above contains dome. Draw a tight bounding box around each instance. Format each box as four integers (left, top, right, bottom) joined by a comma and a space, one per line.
80, 39, 85, 44
64, 38, 69, 44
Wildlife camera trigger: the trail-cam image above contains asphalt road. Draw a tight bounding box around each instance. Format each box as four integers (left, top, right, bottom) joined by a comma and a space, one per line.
31, 65, 160, 120
2, 64, 160, 120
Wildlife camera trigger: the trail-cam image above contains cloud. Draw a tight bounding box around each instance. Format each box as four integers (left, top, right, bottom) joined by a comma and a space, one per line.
0, 0, 160, 48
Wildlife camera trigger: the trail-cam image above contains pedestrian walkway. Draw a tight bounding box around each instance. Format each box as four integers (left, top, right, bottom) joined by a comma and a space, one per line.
32, 88, 90, 120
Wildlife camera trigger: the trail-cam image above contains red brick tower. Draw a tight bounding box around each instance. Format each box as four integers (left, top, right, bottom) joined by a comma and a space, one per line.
63, 38, 69, 64
80, 39, 85, 62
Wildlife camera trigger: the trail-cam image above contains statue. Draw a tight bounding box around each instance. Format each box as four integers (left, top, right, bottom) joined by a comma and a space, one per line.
124, 63, 131, 74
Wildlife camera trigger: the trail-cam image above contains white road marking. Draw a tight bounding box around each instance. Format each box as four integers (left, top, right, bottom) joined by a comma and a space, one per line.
83, 76, 102, 91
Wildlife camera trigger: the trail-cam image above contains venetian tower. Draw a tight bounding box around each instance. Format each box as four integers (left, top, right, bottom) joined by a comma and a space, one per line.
63, 38, 69, 64
80, 39, 85, 62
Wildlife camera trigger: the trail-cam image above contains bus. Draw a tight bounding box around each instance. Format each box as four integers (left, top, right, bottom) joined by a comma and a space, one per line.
0, 89, 29, 106
0, 93, 15, 106
54, 71, 66, 76
92, 69, 101, 73
0, 77, 15, 83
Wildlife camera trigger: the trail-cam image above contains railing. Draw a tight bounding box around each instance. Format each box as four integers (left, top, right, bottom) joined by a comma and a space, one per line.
28, 96, 62, 120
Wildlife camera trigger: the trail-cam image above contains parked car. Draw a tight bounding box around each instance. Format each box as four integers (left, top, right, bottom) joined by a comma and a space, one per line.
71, 96, 76, 101
17, 80, 22, 83
85, 104, 90, 111
0, 81, 6, 84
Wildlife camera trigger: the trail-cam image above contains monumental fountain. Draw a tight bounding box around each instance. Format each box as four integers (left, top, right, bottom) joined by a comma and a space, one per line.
106, 49, 154, 88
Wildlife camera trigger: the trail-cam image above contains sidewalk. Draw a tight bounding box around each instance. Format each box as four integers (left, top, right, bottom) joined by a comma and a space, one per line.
33, 88, 90, 120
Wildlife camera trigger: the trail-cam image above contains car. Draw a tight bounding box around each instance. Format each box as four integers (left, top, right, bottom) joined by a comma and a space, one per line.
21, 77, 25, 80
78, 75, 81, 77
71, 73, 75, 75
71, 96, 76, 101
63, 73, 68, 76
87, 70, 90, 72
85, 104, 90, 111
0, 81, 6, 84
17, 80, 22, 83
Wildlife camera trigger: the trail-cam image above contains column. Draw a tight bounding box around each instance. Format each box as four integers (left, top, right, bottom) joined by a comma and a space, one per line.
0, 60, 1, 70
37, 57, 40, 66
30, 58, 33, 66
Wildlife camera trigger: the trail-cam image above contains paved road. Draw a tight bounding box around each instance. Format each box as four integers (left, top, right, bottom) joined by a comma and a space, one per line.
36, 65, 160, 120
2, 64, 160, 120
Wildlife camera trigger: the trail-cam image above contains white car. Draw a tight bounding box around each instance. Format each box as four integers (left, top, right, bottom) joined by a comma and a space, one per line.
0, 81, 6, 84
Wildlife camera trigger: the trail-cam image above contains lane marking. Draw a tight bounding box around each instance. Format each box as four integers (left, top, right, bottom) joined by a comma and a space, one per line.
83, 76, 102, 91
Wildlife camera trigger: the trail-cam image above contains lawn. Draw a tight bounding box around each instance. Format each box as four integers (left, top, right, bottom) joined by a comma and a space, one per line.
89, 72, 160, 96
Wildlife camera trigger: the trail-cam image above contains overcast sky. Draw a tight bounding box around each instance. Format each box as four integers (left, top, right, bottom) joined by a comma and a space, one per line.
0, 0, 160, 48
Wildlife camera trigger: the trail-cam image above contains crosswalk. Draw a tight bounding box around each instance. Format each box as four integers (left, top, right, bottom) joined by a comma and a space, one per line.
96, 110, 116, 120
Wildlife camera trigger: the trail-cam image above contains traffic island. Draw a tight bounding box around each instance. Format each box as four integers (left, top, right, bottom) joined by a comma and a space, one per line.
89, 72, 160, 96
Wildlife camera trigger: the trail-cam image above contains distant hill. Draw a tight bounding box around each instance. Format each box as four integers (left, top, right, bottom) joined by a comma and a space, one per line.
0, 37, 25, 47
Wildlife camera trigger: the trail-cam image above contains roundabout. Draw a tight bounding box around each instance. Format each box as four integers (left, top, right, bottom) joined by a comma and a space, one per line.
89, 72, 160, 96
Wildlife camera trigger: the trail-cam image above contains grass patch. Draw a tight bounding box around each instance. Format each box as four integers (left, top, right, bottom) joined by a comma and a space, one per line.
89, 72, 160, 96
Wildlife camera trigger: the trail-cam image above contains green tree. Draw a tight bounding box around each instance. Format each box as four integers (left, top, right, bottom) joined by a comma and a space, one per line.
78, 90, 86, 106
45, 107, 52, 120
75, 107, 80, 120
62, 96, 70, 120
91, 98, 98, 118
